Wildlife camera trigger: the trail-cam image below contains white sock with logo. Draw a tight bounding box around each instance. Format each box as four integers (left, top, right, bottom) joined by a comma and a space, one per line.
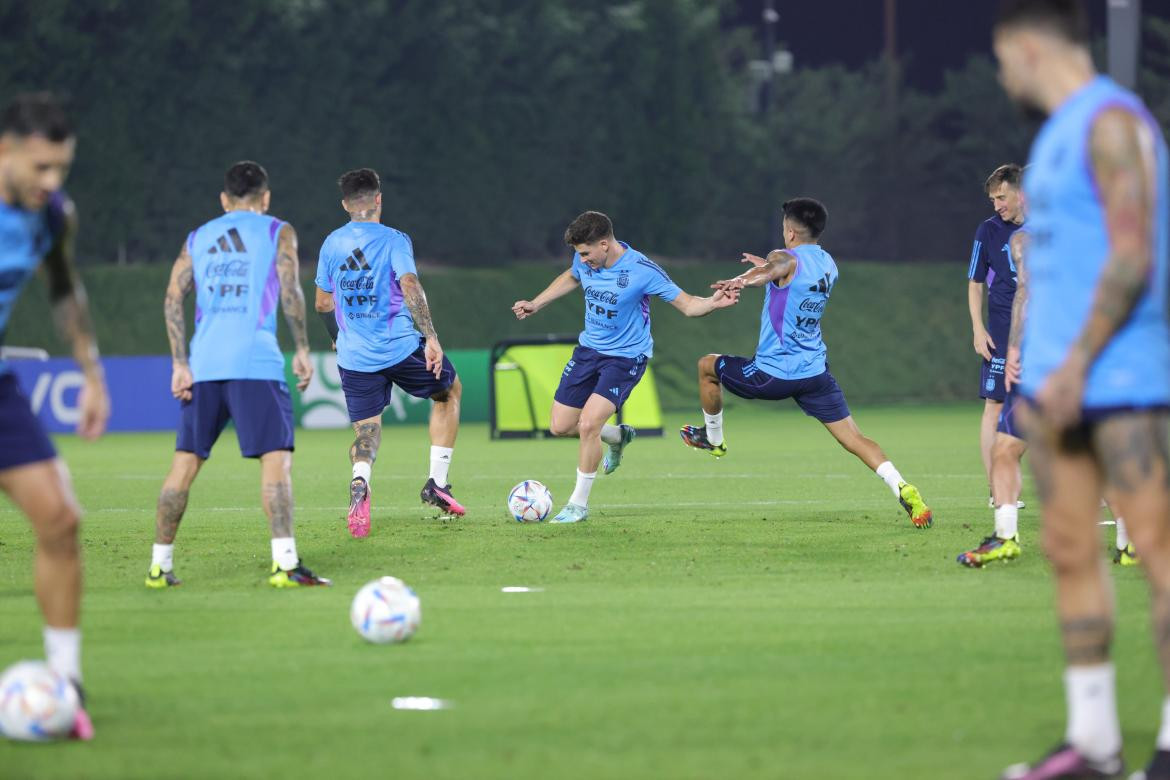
271, 537, 298, 571
994, 504, 1018, 540
704, 411, 724, 446
569, 469, 596, 508
1114, 517, 1130, 551
44, 626, 81, 682
1157, 696, 1170, 750
875, 461, 903, 497
600, 425, 623, 445
1064, 663, 1122, 762
352, 460, 371, 484
151, 543, 174, 573
429, 446, 453, 487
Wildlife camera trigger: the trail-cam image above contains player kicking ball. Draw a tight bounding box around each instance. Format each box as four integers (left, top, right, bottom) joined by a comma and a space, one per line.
681, 198, 933, 529
315, 168, 463, 536
145, 161, 327, 589
511, 210, 738, 523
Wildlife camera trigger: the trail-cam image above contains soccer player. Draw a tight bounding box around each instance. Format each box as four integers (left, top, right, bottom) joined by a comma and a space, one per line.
314, 168, 463, 537
969, 164, 1025, 507
994, 2, 1170, 777
145, 161, 328, 588
511, 210, 738, 523
680, 198, 933, 529
0, 92, 108, 739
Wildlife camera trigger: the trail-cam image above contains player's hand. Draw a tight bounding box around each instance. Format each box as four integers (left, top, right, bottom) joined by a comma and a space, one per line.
424, 337, 444, 379
171, 362, 194, 402
292, 347, 313, 392
973, 326, 995, 362
76, 374, 109, 440
712, 277, 746, 293
330, 340, 337, 352
1036, 357, 1087, 428
741, 252, 768, 268
512, 300, 537, 320
1005, 346, 1022, 392
711, 289, 739, 308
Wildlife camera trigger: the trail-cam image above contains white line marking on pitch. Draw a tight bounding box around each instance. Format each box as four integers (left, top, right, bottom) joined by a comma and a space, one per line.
391, 697, 452, 711
501, 586, 544, 593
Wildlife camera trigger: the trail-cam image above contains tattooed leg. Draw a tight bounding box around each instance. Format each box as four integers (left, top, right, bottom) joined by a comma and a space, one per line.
1095, 412, 1170, 687
260, 451, 294, 538
350, 418, 382, 465
154, 452, 202, 544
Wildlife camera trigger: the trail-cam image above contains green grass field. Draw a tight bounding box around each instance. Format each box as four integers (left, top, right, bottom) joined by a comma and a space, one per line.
0, 404, 1162, 780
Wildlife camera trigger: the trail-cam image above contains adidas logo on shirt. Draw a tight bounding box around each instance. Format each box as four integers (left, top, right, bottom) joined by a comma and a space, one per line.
342, 248, 371, 271
207, 228, 248, 255
808, 273, 832, 294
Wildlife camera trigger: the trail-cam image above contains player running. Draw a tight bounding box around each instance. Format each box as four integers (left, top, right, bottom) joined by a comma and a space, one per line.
145, 161, 328, 588
680, 198, 933, 529
0, 92, 108, 739
969, 164, 1025, 508
994, 2, 1170, 777
511, 210, 738, 523
314, 168, 463, 536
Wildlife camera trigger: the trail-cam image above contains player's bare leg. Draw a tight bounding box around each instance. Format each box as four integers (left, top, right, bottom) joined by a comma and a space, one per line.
262, 450, 329, 586
981, 398, 1003, 496
421, 378, 465, 516
145, 451, 202, 586
681, 354, 727, 456
347, 415, 381, 537
1, 459, 91, 738
958, 432, 1027, 567
824, 415, 932, 528
549, 395, 615, 523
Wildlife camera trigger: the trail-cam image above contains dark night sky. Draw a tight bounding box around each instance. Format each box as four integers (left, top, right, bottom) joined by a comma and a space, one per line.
730, 1, 1116, 90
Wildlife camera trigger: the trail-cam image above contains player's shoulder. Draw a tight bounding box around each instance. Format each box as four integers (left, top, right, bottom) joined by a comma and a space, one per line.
625, 246, 669, 277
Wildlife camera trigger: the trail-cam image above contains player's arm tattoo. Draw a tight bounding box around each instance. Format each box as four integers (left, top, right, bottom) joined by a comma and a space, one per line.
165, 247, 195, 364
263, 480, 294, 538
1071, 108, 1157, 366
42, 200, 102, 378
276, 224, 310, 352
1060, 615, 1114, 665
1007, 232, 1028, 349
350, 421, 382, 465
1094, 412, 1170, 495
155, 487, 189, 544
400, 273, 437, 339
735, 250, 796, 288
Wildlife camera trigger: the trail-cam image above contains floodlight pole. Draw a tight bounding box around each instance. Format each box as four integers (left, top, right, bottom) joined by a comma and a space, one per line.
763, 0, 780, 249
1107, 0, 1141, 91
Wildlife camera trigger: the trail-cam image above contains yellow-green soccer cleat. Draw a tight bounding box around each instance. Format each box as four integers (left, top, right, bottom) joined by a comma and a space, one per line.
898, 481, 932, 528
956, 535, 1021, 568
144, 564, 181, 588
679, 425, 726, 458
1114, 544, 1139, 566
268, 560, 332, 588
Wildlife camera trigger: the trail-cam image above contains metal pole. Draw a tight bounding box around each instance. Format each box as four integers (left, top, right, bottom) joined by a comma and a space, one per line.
763, 0, 779, 248
1107, 0, 1141, 91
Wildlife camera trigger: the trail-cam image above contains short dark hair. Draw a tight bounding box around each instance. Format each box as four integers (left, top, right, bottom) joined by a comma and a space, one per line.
781, 198, 828, 239
563, 211, 614, 246
996, 0, 1089, 45
985, 163, 1023, 193
338, 168, 381, 201
224, 161, 268, 200
1, 92, 74, 142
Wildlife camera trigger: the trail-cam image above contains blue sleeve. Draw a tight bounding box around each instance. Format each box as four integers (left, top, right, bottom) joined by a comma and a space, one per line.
390, 232, 417, 278
968, 224, 989, 282
636, 258, 682, 302
569, 253, 582, 280
315, 238, 334, 292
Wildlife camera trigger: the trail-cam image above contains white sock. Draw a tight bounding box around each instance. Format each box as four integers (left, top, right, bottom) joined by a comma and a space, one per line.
1115, 517, 1130, 551
600, 424, 623, 445
875, 461, 903, 497
569, 469, 596, 508
352, 460, 371, 483
151, 543, 174, 573
271, 537, 298, 571
704, 410, 724, 446
994, 504, 1019, 540
1064, 663, 1122, 761
429, 446, 453, 487
1157, 696, 1170, 750
43, 626, 81, 682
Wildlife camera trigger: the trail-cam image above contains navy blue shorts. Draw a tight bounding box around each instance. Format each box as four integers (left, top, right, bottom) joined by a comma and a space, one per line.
338, 341, 457, 423
553, 345, 647, 410
176, 379, 294, 459
716, 356, 851, 424
997, 390, 1023, 439
979, 319, 1010, 402
0, 373, 57, 470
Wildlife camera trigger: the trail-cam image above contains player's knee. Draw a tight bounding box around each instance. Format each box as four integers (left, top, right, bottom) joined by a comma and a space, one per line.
549, 418, 576, 437
577, 416, 603, 439
33, 499, 81, 552
991, 437, 1024, 465
432, 378, 461, 405
1041, 521, 1096, 573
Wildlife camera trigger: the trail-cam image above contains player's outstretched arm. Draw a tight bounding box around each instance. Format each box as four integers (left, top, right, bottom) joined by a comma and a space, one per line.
712, 249, 796, 292
42, 197, 108, 438
1005, 231, 1029, 391
276, 224, 313, 392
399, 273, 445, 380
669, 288, 740, 317
512, 268, 579, 320
1038, 108, 1156, 424
164, 244, 196, 402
